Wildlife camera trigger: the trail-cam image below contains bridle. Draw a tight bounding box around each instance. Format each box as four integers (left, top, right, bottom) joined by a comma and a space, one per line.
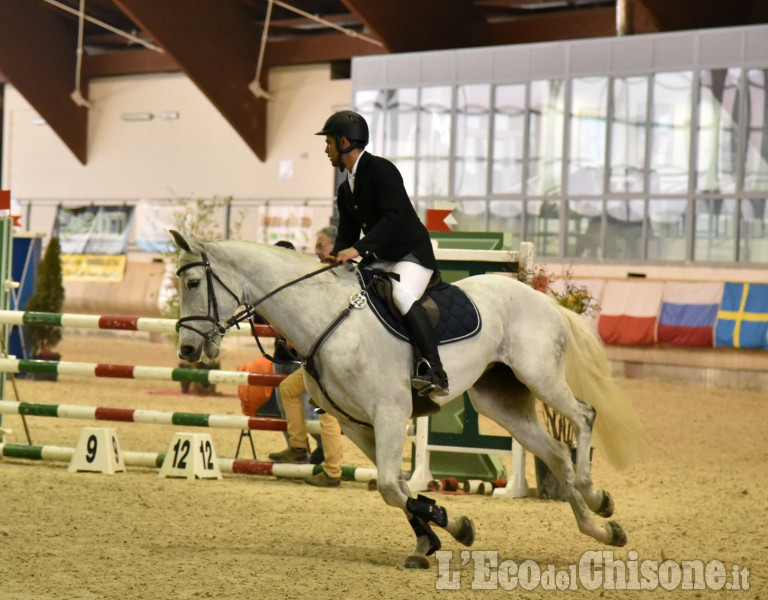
175, 250, 336, 344
175, 249, 376, 428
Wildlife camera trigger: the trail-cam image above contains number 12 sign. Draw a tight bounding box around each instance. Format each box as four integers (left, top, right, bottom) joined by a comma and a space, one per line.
159, 432, 222, 480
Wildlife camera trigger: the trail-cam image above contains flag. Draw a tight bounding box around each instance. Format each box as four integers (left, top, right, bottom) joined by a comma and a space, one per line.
715, 283, 768, 349
597, 280, 663, 346
657, 282, 723, 347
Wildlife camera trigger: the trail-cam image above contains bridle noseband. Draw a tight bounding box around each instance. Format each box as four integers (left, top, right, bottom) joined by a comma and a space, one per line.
175, 250, 246, 344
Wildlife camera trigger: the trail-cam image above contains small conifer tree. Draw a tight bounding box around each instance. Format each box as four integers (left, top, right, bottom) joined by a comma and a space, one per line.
26, 236, 66, 355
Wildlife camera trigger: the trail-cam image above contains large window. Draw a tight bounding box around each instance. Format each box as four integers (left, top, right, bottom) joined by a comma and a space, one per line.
696, 68, 740, 194
385, 88, 419, 197
527, 79, 565, 198
354, 55, 768, 265
417, 87, 452, 197
566, 77, 609, 258
610, 76, 648, 193
454, 84, 490, 197
492, 84, 526, 194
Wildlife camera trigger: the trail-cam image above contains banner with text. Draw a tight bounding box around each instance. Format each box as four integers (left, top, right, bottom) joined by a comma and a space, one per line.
54, 205, 134, 282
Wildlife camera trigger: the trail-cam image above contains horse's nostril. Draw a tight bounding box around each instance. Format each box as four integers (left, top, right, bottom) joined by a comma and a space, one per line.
179, 344, 195, 358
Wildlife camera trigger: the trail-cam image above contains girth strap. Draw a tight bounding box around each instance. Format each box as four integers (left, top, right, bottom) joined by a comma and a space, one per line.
300, 277, 378, 429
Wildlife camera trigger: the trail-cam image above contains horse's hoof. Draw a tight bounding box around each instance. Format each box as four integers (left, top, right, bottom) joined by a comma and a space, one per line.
597, 490, 614, 518
451, 516, 475, 547
403, 554, 431, 569
606, 520, 627, 547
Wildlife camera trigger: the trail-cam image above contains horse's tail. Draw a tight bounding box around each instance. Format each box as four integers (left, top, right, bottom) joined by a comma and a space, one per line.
551, 299, 650, 470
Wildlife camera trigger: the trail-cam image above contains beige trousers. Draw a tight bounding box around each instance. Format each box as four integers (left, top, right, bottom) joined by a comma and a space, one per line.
278, 368, 344, 479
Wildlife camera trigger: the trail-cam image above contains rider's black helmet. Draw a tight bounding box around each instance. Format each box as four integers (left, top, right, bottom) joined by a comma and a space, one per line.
316, 110, 369, 154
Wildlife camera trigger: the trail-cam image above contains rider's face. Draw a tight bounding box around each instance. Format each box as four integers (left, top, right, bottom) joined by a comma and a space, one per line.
324, 135, 341, 168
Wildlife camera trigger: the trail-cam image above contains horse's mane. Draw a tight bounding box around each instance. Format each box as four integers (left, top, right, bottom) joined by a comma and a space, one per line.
184, 236, 359, 291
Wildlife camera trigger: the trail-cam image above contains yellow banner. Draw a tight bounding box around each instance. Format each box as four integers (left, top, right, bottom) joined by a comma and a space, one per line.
62, 255, 127, 282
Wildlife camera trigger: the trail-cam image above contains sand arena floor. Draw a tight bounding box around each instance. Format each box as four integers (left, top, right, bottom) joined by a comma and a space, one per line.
0, 333, 766, 599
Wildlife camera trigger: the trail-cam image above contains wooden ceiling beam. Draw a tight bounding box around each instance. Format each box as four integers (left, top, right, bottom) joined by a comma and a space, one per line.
264, 32, 386, 66
636, 0, 751, 30
113, 0, 268, 160
474, 6, 618, 44
84, 48, 180, 78
0, 0, 88, 164
342, 0, 482, 52
262, 12, 360, 30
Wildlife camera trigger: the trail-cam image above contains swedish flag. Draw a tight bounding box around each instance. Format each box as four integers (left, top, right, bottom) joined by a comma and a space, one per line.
715, 283, 768, 349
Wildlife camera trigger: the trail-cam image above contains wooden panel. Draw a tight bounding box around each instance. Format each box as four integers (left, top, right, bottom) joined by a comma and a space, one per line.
476, 7, 618, 45
114, 0, 268, 160
0, 0, 88, 164
343, 0, 481, 52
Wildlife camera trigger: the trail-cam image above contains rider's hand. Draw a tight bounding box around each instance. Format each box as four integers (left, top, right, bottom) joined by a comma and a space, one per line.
335, 247, 360, 265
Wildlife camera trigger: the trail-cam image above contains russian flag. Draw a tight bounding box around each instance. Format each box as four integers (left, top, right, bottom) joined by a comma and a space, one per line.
657, 282, 723, 347
597, 280, 663, 346
715, 283, 768, 349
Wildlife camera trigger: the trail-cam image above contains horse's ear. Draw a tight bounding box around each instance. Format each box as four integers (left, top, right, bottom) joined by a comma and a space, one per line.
170, 230, 193, 253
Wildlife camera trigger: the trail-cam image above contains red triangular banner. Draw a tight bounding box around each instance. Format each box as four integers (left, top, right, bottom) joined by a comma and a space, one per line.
426, 208, 453, 232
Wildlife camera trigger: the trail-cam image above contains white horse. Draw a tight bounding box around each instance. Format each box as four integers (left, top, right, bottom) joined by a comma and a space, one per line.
170, 230, 648, 569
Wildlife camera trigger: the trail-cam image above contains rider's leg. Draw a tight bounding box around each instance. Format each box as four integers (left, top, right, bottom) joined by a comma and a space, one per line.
403, 302, 449, 396
391, 260, 449, 396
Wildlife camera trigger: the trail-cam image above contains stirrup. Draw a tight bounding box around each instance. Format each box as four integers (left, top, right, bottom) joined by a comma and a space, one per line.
411, 358, 434, 390
418, 370, 449, 397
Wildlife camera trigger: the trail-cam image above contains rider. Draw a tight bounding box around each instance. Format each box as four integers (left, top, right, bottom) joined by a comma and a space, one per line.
316, 110, 449, 396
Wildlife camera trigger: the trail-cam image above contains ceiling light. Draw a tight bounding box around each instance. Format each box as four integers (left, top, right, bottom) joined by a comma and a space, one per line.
121, 112, 153, 122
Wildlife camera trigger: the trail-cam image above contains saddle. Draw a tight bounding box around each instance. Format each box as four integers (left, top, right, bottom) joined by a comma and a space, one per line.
357, 267, 482, 418
357, 267, 482, 345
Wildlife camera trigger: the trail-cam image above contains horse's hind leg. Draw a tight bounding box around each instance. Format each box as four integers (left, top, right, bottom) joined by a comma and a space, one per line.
469, 365, 626, 547
527, 374, 615, 519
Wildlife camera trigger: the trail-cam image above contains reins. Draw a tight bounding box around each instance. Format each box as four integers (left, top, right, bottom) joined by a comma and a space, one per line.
175, 251, 336, 343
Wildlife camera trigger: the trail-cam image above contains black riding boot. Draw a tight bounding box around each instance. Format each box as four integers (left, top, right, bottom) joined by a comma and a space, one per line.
403, 303, 449, 397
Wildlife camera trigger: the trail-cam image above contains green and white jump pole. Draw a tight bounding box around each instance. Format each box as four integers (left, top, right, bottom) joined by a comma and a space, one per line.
0, 193, 15, 441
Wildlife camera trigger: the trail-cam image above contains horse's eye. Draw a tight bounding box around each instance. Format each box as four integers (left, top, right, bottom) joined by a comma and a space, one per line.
187, 279, 201, 290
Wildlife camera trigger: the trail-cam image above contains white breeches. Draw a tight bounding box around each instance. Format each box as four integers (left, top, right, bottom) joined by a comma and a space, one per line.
372, 259, 434, 315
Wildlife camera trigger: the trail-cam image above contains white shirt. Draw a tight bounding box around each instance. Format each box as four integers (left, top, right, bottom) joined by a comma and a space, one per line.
348, 150, 365, 192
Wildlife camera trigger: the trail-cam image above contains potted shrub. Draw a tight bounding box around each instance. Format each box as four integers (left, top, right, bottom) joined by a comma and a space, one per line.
527, 265, 601, 500
24, 236, 66, 379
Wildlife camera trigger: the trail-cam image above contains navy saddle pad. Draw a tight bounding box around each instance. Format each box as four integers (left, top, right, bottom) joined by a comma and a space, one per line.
357, 268, 481, 345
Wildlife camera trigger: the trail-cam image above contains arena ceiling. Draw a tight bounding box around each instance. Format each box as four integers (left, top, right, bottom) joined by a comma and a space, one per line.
1, 0, 767, 164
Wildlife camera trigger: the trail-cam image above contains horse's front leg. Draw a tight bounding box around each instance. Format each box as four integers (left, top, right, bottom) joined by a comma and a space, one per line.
374, 411, 475, 569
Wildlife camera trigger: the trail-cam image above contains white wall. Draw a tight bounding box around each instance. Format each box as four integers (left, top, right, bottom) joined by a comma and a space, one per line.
2, 64, 352, 200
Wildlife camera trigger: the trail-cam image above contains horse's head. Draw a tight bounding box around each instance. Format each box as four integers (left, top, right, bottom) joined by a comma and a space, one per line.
170, 229, 242, 362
